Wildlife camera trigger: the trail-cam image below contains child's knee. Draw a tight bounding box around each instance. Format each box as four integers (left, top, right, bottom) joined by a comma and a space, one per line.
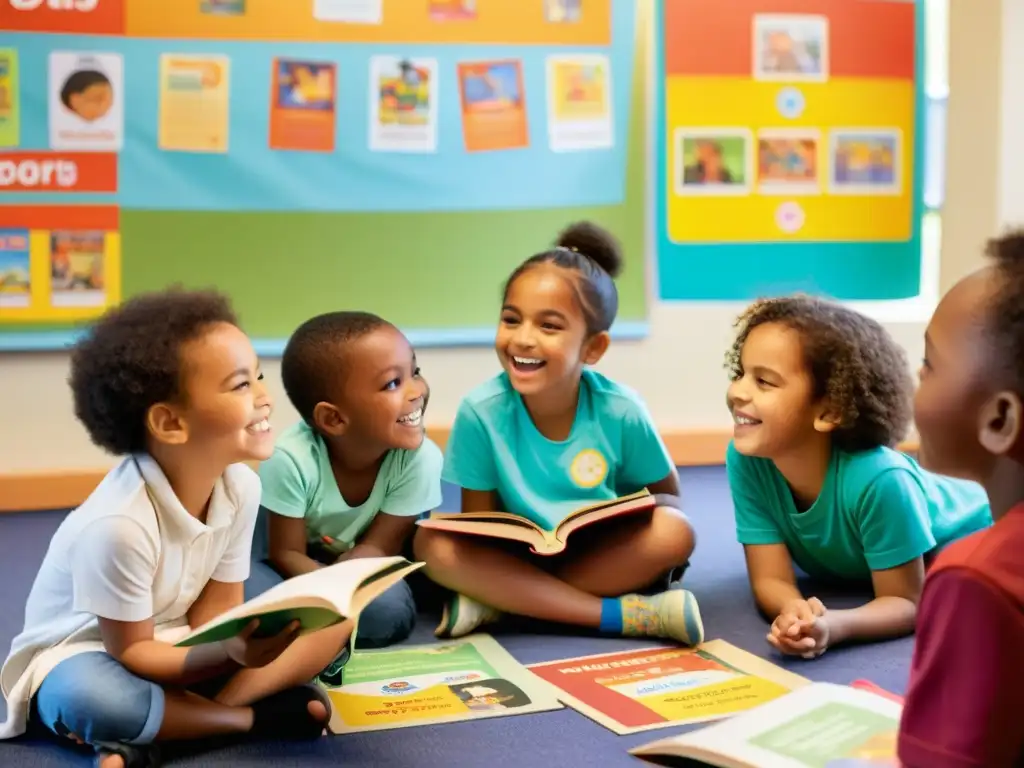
35, 652, 164, 746
412, 526, 461, 568
355, 581, 417, 649
652, 505, 697, 565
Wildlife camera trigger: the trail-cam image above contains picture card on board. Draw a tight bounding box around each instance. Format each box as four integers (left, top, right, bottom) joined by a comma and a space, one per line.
48, 52, 123, 152
314, 0, 382, 24
0, 229, 30, 309
545, 54, 612, 152
368, 56, 438, 153
270, 58, 337, 153
457, 60, 529, 152
429, 0, 476, 20
49, 231, 108, 309
0, 49, 18, 148
756, 128, 821, 196
158, 54, 231, 153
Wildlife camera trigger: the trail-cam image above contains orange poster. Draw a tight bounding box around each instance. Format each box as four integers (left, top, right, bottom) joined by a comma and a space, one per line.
269, 58, 337, 153
457, 60, 528, 153
1, 0, 125, 34
0, 151, 118, 193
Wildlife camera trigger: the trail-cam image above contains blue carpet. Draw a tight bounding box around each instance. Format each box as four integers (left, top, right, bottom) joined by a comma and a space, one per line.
0, 466, 912, 766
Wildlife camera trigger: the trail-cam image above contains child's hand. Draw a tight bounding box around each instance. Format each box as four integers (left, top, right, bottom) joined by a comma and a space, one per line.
221, 618, 300, 668
768, 598, 829, 659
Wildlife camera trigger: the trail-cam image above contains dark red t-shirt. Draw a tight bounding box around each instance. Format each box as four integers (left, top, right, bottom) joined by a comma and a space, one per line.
898, 505, 1024, 768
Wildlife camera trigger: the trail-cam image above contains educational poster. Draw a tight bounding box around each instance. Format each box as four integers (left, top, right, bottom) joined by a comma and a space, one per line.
49, 231, 107, 308
0, 229, 30, 309
457, 60, 529, 152
48, 52, 124, 152
0, 50, 18, 149
429, 0, 477, 21
368, 56, 438, 153
313, 0, 383, 24
529, 640, 808, 735
546, 54, 613, 152
158, 54, 230, 153
325, 634, 563, 733
269, 58, 337, 153
656, 0, 923, 301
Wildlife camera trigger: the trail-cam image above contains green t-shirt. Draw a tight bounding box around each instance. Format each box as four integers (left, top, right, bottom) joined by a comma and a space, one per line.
258, 421, 444, 551
726, 442, 992, 581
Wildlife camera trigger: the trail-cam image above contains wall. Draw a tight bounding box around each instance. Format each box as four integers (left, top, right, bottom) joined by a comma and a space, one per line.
0, 0, 1006, 507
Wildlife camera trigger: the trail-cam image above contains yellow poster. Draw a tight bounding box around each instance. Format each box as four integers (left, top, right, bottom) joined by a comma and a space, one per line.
546, 54, 613, 152
325, 634, 563, 733
0, 49, 18, 148
158, 54, 230, 153
529, 639, 809, 735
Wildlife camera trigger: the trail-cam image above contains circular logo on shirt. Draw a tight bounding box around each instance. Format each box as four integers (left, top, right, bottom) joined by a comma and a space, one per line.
569, 449, 608, 489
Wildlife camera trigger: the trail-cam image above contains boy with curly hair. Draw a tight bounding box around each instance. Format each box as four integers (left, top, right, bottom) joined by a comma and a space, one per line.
898, 232, 1024, 766
723, 296, 992, 659
0, 290, 352, 767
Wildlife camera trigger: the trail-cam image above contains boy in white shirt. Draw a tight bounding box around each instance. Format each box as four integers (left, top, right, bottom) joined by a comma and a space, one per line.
0, 290, 353, 768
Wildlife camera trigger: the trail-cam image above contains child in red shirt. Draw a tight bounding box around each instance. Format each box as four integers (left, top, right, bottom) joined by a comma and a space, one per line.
898, 231, 1024, 767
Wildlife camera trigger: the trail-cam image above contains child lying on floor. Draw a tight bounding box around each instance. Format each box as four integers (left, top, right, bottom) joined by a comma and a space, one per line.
898, 230, 1024, 767
414, 221, 702, 645
0, 290, 350, 768
252, 311, 443, 682
724, 295, 991, 659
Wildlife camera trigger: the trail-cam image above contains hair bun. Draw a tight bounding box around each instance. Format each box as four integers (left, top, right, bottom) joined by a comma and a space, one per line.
556, 221, 623, 279
988, 230, 1024, 268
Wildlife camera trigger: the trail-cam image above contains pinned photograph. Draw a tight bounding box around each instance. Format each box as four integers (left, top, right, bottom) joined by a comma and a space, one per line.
828, 129, 902, 195
546, 0, 581, 23
49, 231, 107, 308
674, 128, 753, 196
0, 228, 30, 309
753, 14, 828, 82
546, 54, 612, 152
756, 128, 821, 195
49, 51, 124, 151
369, 56, 438, 153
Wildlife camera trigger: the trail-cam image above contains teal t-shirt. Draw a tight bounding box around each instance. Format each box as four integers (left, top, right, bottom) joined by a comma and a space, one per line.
726, 442, 992, 581
258, 421, 444, 551
442, 369, 676, 530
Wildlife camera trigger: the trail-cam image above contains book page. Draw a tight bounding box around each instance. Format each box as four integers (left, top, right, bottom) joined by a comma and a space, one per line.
631, 682, 901, 767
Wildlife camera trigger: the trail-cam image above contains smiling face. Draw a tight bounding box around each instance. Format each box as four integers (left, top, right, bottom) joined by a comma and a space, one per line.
157, 321, 275, 463
915, 269, 1002, 481
315, 324, 428, 452
726, 322, 832, 458
496, 264, 608, 402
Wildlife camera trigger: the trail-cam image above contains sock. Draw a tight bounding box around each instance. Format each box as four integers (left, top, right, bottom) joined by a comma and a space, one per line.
599, 598, 624, 633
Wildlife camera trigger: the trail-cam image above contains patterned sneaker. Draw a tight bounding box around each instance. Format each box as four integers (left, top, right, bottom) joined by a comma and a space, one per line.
435, 593, 502, 639
620, 589, 704, 646
316, 642, 352, 689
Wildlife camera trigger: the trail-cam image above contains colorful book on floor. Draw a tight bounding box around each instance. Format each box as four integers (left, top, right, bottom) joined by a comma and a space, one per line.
175, 556, 423, 647
527, 640, 809, 735
322, 633, 564, 733
629, 681, 901, 767
415, 489, 656, 555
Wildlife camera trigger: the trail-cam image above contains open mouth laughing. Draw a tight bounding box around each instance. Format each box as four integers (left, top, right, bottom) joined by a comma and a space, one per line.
246, 418, 271, 435
511, 355, 546, 374
398, 407, 423, 427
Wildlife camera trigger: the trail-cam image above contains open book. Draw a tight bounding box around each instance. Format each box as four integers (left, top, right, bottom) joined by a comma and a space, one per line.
629, 682, 901, 767
415, 489, 656, 555
175, 556, 423, 647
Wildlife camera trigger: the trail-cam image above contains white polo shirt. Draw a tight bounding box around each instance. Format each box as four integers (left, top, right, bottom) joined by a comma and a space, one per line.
0, 453, 260, 740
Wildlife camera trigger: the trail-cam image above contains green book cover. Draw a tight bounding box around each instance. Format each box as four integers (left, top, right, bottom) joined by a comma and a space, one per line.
175, 606, 343, 647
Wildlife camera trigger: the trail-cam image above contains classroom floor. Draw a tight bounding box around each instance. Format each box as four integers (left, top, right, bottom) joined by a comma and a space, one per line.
0, 466, 914, 767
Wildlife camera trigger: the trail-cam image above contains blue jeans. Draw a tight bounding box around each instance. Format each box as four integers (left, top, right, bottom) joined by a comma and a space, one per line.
33, 651, 166, 746
244, 559, 417, 649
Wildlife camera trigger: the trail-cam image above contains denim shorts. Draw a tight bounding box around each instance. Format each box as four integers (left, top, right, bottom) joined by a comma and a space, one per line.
32, 651, 168, 746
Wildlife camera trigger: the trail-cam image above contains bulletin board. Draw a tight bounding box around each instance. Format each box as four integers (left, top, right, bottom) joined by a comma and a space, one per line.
0, 0, 646, 351
655, 0, 925, 301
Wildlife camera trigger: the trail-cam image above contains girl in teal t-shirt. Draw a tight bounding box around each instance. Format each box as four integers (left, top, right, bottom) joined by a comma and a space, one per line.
414, 221, 703, 645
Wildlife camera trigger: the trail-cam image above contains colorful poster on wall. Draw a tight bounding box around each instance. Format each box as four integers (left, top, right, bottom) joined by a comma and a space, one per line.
313, 0, 383, 24
429, 0, 476, 20
325, 634, 563, 733
200, 0, 246, 15
0, 229, 30, 309
529, 640, 808, 735
655, 0, 923, 301
368, 56, 438, 153
0, 50, 19, 149
269, 58, 337, 153
546, 54, 613, 152
158, 54, 230, 153
546, 0, 582, 23
457, 60, 529, 152
48, 52, 124, 152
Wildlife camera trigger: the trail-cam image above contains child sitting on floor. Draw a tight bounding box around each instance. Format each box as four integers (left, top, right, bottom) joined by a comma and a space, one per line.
414, 221, 702, 645
898, 231, 1024, 767
0, 290, 351, 767
724, 295, 992, 660
251, 311, 443, 681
